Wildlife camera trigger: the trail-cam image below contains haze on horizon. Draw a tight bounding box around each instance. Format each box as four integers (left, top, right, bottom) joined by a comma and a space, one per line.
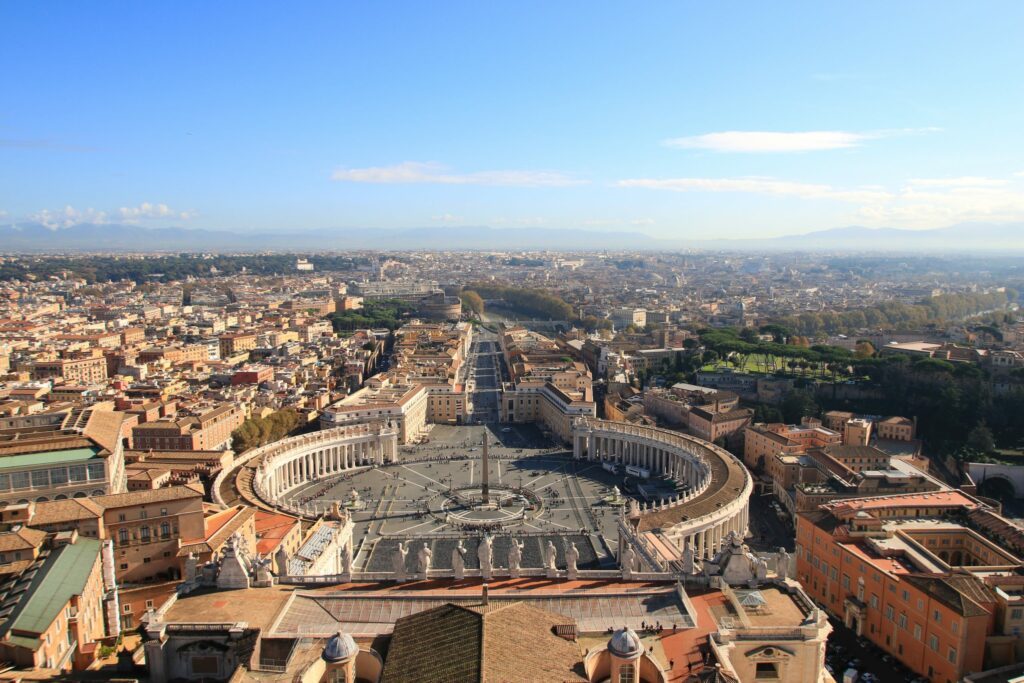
2, 2, 1024, 241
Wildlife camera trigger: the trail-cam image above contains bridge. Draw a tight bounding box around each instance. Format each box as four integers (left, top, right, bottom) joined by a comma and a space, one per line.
966, 461, 1024, 500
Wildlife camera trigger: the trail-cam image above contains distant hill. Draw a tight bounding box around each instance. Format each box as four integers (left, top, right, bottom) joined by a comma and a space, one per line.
2, 221, 1023, 253
0, 223, 670, 252
703, 223, 1024, 252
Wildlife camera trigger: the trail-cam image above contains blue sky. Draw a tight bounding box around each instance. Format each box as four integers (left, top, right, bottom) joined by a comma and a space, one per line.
2, 2, 1024, 239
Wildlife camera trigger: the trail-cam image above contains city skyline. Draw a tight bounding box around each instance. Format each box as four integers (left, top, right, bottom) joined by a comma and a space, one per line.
4, 3, 1024, 240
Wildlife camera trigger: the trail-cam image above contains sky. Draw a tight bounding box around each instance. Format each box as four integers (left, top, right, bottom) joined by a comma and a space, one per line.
2, 2, 1024, 240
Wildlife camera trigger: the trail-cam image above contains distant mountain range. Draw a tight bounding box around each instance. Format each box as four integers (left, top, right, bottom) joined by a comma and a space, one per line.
2, 221, 1023, 253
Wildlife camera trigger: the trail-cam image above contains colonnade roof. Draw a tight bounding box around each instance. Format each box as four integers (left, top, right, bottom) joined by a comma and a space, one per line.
584, 420, 748, 532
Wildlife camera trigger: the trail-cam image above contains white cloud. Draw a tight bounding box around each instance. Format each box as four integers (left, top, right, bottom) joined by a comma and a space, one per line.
858, 184, 1024, 228
28, 202, 193, 228
118, 202, 195, 221
617, 172, 1024, 229
331, 161, 585, 187
29, 205, 109, 229
616, 176, 891, 203
431, 213, 464, 224
663, 128, 939, 153
906, 177, 1008, 188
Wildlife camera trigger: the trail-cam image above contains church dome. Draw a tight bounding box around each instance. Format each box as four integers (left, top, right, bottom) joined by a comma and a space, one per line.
608, 627, 643, 659
322, 631, 358, 663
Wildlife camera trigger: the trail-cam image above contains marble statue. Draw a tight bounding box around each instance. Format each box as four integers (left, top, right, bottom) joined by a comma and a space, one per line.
544, 540, 558, 570
452, 540, 467, 580
611, 485, 620, 499
566, 542, 580, 579
275, 546, 289, 577
682, 544, 695, 574
620, 543, 636, 579
478, 535, 493, 579
254, 554, 273, 585
340, 542, 353, 577
393, 541, 409, 581
777, 547, 791, 581
755, 555, 768, 582
507, 538, 523, 577
417, 542, 432, 577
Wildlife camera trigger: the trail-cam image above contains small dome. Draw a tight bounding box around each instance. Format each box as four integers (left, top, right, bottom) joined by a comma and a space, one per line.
322, 631, 358, 663
608, 627, 642, 659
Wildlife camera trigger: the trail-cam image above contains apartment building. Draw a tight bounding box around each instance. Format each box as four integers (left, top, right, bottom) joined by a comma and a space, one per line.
20, 483, 206, 585
0, 532, 106, 671
797, 492, 1024, 683
743, 420, 842, 469
321, 376, 429, 443
218, 332, 258, 360
30, 354, 108, 384
0, 407, 128, 505
131, 404, 243, 451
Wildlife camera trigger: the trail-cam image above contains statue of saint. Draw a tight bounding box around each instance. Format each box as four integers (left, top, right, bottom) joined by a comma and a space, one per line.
566, 542, 579, 574
478, 535, 493, 577
417, 542, 432, 576
508, 538, 523, 575
393, 541, 409, 580
544, 540, 558, 570
452, 540, 467, 579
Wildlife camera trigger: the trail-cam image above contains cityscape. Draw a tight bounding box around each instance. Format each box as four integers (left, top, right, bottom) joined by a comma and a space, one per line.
3, 3, 1024, 683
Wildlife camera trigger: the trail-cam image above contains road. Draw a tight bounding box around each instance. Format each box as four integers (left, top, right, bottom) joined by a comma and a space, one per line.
465, 328, 504, 424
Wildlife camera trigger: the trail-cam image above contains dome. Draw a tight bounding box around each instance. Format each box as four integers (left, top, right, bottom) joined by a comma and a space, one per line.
607, 627, 643, 659
322, 631, 358, 663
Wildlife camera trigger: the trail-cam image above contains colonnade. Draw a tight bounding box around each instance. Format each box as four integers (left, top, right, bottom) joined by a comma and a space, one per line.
252, 424, 399, 502
574, 418, 752, 561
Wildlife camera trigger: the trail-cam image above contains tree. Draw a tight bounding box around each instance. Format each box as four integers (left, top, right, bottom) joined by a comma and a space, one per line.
739, 327, 760, 343
967, 423, 996, 454
781, 390, 819, 424
854, 340, 876, 359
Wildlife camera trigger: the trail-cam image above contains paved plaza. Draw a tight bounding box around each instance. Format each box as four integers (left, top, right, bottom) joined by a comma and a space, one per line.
280, 423, 679, 571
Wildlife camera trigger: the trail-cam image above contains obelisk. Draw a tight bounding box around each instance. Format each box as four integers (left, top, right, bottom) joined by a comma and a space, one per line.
481, 433, 490, 504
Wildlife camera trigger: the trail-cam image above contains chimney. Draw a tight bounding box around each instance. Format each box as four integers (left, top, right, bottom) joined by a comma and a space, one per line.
482, 583, 489, 606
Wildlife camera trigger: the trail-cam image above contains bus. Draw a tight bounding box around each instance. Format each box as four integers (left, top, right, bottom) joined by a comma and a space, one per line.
625, 465, 651, 479
602, 462, 619, 475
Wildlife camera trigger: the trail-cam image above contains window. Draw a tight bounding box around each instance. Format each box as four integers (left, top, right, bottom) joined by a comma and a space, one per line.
952, 621, 959, 635
160, 507, 168, 516
50, 468, 68, 485
933, 610, 942, 623
902, 590, 909, 601
140, 510, 148, 520
913, 624, 922, 641
146, 600, 154, 609
898, 613, 907, 629
1011, 608, 1022, 620
928, 635, 939, 652
118, 513, 126, 522
160, 522, 170, 538
755, 662, 779, 680
123, 604, 133, 613
870, 595, 879, 609
948, 647, 958, 664
69, 465, 87, 482
140, 527, 151, 542
31, 470, 48, 488
842, 574, 850, 589
118, 528, 129, 545
11, 472, 30, 490
886, 606, 894, 621
87, 462, 105, 480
